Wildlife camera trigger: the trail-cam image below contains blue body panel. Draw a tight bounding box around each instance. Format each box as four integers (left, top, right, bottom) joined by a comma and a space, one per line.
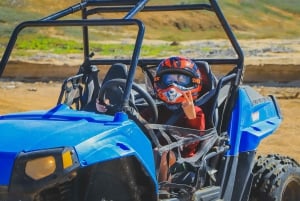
0, 104, 156, 186
227, 86, 282, 156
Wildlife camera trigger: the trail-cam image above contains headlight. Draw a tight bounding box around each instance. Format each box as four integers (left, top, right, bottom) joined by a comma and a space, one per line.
24, 149, 75, 180
25, 156, 56, 180
10, 147, 79, 193
21, 148, 78, 181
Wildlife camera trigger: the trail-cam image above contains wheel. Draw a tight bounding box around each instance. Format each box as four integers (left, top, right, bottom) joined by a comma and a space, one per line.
85, 158, 144, 201
98, 78, 158, 123
250, 154, 300, 201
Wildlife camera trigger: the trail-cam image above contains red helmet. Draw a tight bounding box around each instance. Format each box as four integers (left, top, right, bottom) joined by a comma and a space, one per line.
154, 56, 202, 104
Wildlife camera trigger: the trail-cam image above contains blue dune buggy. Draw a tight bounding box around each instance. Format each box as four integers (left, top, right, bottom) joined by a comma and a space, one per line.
0, 0, 299, 201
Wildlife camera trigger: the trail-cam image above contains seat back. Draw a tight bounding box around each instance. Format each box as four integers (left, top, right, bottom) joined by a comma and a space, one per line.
102, 63, 128, 85
194, 61, 219, 128
57, 74, 85, 110
57, 65, 101, 111
98, 63, 128, 107
195, 61, 217, 96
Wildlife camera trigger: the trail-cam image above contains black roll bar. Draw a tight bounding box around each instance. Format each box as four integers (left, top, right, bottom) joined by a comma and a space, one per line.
86, 4, 212, 15
209, 0, 244, 85
0, 0, 244, 74
0, 0, 244, 113
0, 19, 144, 77
40, 2, 88, 21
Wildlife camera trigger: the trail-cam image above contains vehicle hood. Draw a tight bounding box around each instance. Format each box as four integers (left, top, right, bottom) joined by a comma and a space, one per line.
0, 104, 155, 185
0, 104, 127, 152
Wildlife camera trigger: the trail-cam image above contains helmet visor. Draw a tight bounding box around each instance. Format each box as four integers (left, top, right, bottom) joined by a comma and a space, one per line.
161, 73, 193, 88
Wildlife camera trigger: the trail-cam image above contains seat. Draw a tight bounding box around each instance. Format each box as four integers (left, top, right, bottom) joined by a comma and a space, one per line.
194, 61, 219, 128
57, 74, 84, 110
58, 65, 101, 111
97, 63, 128, 113
102, 63, 128, 85
194, 61, 218, 96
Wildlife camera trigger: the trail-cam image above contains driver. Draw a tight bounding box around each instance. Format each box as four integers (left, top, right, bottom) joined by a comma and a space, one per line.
152, 56, 206, 184
96, 56, 205, 130
153, 56, 205, 130
95, 56, 206, 185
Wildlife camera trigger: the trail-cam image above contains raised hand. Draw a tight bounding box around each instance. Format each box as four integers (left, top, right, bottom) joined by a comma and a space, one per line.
181, 91, 196, 119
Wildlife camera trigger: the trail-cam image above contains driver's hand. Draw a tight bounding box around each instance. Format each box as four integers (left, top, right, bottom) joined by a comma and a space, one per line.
181, 91, 196, 119
96, 99, 109, 113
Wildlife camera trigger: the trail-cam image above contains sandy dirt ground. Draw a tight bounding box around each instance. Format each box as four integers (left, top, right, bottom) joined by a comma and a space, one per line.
0, 81, 299, 162
254, 86, 300, 162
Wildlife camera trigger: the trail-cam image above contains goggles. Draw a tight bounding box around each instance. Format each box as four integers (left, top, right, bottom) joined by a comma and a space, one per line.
161, 73, 194, 88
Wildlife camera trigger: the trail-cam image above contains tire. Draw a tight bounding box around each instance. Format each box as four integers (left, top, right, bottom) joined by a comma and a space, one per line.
85, 158, 143, 201
250, 154, 300, 201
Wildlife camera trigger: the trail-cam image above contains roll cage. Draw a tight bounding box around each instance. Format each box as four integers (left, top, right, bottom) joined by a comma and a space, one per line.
0, 0, 245, 132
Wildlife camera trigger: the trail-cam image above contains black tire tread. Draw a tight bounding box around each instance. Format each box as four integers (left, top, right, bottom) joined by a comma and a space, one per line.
250, 154, 300, 201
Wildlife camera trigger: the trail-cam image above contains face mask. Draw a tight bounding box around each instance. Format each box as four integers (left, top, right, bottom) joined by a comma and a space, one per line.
161, 85, 184, 103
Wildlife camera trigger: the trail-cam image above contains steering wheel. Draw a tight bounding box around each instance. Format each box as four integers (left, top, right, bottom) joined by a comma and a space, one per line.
98, 78, 158, 123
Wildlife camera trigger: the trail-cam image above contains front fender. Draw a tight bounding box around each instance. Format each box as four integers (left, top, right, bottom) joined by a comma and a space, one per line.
75, 118, 157, 184
228, 86, 282, 155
